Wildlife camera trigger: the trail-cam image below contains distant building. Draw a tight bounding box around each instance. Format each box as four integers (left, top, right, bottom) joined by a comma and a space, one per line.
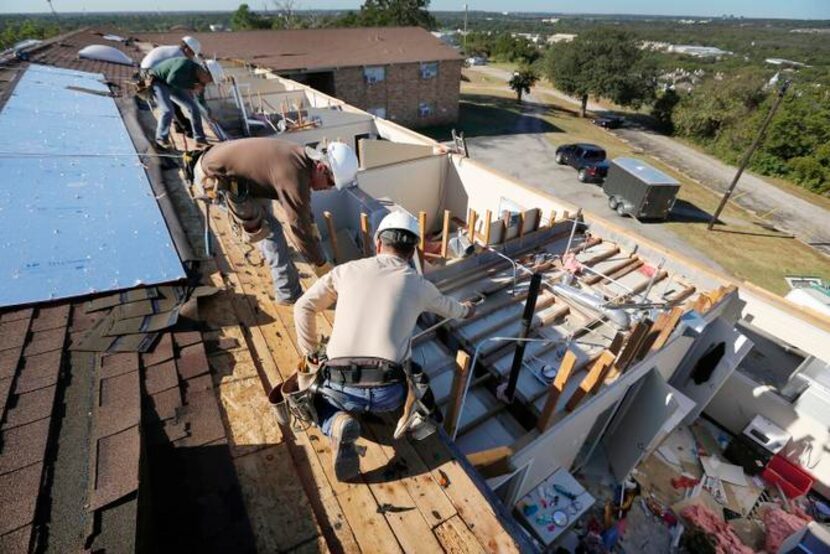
512, 32, 543, 44
209, 24, 228, 32
547, 33, 577, 44
541, 17, 560, 24
668, 45, 732, 58
766, 58, 810, 68
138, 27, 463, 127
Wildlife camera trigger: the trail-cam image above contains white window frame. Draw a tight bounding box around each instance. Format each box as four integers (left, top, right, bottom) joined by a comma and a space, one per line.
420, 61, 439, 80
418, 101, 435, 118
363, 66, 386, 85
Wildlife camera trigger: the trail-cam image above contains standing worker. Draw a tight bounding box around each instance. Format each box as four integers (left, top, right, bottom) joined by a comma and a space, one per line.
140, 35, 202, 70
149, 55, 213, 149
293, 212, 476, 480
193, 137, 359, 304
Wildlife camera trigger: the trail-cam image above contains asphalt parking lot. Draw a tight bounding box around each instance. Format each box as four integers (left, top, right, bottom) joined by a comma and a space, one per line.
464, 127, 725, 271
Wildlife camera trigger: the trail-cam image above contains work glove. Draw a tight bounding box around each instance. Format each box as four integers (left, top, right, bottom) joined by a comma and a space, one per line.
461, 300, 477, 319
313, 261, 333, 277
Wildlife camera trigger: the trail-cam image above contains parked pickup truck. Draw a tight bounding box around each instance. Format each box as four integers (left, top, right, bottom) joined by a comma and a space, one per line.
554, 143, 609, 183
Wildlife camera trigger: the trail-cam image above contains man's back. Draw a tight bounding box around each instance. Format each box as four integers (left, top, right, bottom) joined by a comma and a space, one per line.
140, 45, 183, 69
296, 254, 467, 363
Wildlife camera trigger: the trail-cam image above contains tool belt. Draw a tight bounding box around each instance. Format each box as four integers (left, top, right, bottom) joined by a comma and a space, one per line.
321, 357, 405, 388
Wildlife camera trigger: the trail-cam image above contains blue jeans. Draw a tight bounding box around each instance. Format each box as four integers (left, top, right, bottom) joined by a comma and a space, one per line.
258, 205, 303, 303
153, 81, 206, 143
316, 381, 406, 437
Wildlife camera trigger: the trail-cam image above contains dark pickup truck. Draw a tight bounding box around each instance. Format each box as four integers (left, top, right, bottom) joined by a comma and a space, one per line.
554, 143, 609, 183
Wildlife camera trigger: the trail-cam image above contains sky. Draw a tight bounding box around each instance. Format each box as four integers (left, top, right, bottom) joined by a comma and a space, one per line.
2, 0, 829, 19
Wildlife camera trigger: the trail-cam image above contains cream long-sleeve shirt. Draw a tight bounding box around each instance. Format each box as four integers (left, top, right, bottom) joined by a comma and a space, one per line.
294, 254, 469, 363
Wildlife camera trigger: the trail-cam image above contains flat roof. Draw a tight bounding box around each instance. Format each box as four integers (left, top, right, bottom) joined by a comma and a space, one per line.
612, 157, 680, 186
137, 27, 463, 72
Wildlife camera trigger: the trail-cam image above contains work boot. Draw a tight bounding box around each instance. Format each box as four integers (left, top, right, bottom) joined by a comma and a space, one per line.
330, 412, 360, 481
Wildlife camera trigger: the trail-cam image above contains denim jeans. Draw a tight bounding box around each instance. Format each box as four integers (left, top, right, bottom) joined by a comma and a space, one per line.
258, 204, 303, 303
153, 81, 206, 143
316, 380, 406, 437
193, 162, 302, 303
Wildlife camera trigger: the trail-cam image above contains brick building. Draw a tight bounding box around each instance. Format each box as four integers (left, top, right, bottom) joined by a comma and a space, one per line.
139, 27, 463, 127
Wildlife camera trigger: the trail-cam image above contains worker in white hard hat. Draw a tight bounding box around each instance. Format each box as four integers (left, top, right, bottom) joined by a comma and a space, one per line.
292, 211, 477, 481
192, 137, 359, 304
140, 35, 202, 69
140, 36, 207, 145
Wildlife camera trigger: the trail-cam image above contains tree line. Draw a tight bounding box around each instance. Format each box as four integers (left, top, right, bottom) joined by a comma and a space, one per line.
1, 4, 827, 193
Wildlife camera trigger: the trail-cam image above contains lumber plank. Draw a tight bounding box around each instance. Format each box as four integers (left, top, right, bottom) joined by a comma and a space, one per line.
565, 350, 616, 412
649, 307, 685, 352
444, 351, 471, 438
412, 433, 521, 554
536, 350, 577, 432
433, 515, 487, 554
363, 419, 458, 524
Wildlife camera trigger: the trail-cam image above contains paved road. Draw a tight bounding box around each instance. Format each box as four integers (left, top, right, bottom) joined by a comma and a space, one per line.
464, 93, 724, 271
613, 127, 830, 253
467, 66, 830, 255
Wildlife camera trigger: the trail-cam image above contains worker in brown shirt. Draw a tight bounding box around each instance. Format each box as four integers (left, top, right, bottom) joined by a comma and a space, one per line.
194, 137, 359, 304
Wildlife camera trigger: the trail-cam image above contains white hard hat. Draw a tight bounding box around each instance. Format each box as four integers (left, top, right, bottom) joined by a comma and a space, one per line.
326, 141, 359, 190
375, 211, 421, 242
204, 59, 225, 83
182, 36, 202, 57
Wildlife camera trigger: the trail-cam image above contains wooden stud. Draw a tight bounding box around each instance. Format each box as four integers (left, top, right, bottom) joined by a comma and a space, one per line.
467, 209, 477, 245
530, 208, 541, 233
549, 210, 557, 226
323, 211, 339, 264
441, 209, 451, 259
418, 210, 427, 256
649, 307, 685, 352
614, 319, 653, 374
483, 209, 492, 246
537, 350, 577, 432
518, 211, 526, 240
444, 350, 471, 438
360, 212, 371, 257
566, 350, 617, 412
466, 446, 515, 479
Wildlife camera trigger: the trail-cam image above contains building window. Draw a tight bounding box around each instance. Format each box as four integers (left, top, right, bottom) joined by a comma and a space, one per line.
368, 107, 386, 119
418, 102, 435, 118
420, 62, 439, 80
363, 66, 385, 85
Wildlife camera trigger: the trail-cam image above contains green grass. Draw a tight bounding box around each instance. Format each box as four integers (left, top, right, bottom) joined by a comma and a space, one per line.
448, 85, 830, 295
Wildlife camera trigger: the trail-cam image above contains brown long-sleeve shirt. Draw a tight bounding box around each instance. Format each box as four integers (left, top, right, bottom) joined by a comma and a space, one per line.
294, 254, 470, 363
200, 137, 325, 266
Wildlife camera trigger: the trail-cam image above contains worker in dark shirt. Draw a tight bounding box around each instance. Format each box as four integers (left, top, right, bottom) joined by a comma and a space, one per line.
194, 137, 359, 304
150, 56, 212, 149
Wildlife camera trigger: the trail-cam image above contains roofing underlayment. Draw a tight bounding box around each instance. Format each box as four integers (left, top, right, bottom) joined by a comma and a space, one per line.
0, 64, 184, 307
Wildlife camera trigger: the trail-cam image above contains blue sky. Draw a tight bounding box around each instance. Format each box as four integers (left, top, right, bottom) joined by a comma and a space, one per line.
2, 0, 829, 19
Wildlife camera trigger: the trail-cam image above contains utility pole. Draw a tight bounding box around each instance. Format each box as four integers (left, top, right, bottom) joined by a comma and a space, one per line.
707, 79, 791, 231
463, 3, 468, 55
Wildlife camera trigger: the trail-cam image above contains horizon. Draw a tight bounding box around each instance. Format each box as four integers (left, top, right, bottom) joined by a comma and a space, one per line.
2, 1, 830, 20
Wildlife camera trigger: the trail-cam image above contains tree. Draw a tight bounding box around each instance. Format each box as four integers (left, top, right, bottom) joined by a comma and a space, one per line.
339, 0, 436, 30
544, 28, 656, 117
509, 67, 538, 102
651, 88, 680, 132
231, 4, 270, 30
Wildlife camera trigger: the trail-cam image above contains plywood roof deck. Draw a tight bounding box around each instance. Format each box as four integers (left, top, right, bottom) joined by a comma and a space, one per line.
158, 147, 527, 553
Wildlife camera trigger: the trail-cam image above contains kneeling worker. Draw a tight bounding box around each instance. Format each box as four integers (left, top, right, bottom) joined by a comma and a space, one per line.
293, 212, 476, 480
194, 137, 359, 304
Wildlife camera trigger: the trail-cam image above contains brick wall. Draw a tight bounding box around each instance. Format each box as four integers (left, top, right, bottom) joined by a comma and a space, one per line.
332, 59, 461, 128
